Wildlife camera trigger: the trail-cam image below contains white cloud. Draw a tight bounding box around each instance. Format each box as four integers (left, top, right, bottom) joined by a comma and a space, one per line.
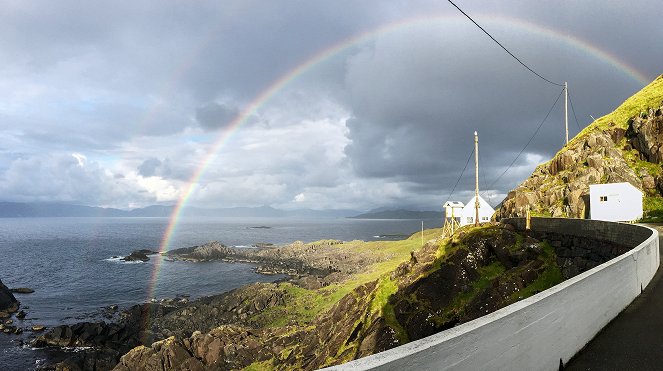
71, 153, 87, 167
294, 193, 306, 203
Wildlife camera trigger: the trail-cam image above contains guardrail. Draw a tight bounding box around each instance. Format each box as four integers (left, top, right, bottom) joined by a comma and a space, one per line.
326, 218, 659, 371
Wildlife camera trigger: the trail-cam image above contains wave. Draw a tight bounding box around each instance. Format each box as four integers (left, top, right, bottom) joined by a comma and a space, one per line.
103, 256, 145, 264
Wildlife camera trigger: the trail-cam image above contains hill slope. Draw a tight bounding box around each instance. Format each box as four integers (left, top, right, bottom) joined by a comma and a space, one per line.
498, 74, 663, 219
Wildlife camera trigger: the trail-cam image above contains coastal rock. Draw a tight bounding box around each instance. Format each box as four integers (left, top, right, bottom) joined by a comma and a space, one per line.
166, 241, 234, 261
166, 238, 385, 279
121, 250, 153, 262
10, 287, 35, 294
114, 337, 205, 371
0, 279, 19, 314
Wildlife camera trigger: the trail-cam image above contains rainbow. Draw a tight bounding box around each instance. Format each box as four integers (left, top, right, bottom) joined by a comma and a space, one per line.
143, 14, 651, 305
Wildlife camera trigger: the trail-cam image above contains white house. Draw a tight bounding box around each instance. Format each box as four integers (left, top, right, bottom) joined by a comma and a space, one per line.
589, 182, 643, 222
443, 201, 464, 224
460, 195, 495, 226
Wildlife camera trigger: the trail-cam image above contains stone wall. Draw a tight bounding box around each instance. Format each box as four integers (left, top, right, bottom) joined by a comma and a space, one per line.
503, 218, 637, 278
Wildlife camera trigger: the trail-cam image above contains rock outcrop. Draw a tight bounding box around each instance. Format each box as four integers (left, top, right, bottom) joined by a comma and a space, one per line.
122, 249, 157, 262
167, 239, 383, 279
112, 225, 580, 370
498, 77, 663, 219
0, 279, 19, 315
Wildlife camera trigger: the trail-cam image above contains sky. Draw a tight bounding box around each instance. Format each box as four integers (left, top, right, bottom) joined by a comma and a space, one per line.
0, 0, 661, 211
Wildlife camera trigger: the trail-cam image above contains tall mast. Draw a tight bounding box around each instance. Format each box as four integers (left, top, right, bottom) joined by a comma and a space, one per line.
565, 82, 569, 145
474, 131, 479, 226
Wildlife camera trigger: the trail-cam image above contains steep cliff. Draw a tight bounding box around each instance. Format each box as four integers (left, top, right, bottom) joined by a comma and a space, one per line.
498, 75, 663, 219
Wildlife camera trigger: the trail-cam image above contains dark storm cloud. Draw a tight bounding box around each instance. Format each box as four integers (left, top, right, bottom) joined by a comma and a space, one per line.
195, 103, 239, 131
137, 158, 162, 177
1, 1, 662, 209
339, 13, 661, 206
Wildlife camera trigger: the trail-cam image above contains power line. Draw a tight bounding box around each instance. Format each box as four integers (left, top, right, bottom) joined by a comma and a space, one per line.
444, 147, 474, 205
483, 87, 565, 193
446, 0, 564, 87
567, 88, 582, 132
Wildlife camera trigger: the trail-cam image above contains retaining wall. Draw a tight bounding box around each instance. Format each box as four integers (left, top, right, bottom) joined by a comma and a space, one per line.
326, 218, 659, 371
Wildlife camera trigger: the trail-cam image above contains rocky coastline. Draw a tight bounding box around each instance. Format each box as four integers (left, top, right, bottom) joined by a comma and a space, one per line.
2, 223, 631, 371
5, 237, 392, 370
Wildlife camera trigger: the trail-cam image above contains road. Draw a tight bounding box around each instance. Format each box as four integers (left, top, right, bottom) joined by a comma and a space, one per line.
565, 225, 663, 370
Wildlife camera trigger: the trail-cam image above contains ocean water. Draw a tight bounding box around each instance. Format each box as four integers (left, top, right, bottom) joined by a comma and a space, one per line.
0, 216, 439, 370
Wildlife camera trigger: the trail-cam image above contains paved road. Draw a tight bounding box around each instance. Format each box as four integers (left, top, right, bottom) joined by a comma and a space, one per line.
565, 226, 663, 371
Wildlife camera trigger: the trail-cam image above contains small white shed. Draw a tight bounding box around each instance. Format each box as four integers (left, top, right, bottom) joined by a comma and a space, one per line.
589, 182, 643, 222
443, 201, 464, 224
460, 195, 495, 226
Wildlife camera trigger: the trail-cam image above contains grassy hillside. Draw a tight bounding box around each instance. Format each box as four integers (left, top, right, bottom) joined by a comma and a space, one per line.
500, 74, 663, 220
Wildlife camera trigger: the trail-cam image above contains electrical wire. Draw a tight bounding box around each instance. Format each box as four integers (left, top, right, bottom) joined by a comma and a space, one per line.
567, 88, 583, 132
446, 0, 564, 87
483, 87, 565, 192
444, 147, 474, 205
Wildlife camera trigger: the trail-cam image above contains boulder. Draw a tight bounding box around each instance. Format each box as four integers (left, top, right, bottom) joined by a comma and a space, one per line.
0, 279, 19, 313
10, 287, 34, 294
121, 251, 150, 262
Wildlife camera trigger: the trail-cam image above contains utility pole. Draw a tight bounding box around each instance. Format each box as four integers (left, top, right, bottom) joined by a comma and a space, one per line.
564, 81, 569, 145
474, 131, 479, 227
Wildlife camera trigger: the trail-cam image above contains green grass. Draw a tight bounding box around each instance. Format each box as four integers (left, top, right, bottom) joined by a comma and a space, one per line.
431, 260, 506, 325
542, 74, 663, 164
249, 228, 444, 327
242, 360, 273, 371
575, 75, 663, 139
370, 276, 408, 344
641, 196, 663, 222
511, 241, 563, 301
622, 149, 661, 178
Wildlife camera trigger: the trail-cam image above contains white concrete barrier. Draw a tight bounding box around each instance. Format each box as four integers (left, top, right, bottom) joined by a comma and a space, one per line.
326, 219, 659, 371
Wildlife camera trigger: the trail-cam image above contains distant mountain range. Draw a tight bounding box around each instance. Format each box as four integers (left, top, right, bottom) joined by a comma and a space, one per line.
0, 202, 449, 220
349, 208, 443, 220
0, 202, 359, 219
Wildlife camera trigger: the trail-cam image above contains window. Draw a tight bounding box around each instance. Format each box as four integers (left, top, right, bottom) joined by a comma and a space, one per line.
600, 196, 608, 202
482, 217, 489, 221
467, 217, 473, 223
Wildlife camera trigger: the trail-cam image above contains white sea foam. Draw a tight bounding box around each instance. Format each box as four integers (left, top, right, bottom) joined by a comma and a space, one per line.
103, 256, 144, 264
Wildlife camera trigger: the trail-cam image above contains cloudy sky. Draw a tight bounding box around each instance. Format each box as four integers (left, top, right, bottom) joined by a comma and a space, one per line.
1, 0, 661, 211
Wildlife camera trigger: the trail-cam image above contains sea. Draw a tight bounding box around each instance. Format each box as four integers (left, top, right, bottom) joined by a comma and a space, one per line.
0, 216, 439, 370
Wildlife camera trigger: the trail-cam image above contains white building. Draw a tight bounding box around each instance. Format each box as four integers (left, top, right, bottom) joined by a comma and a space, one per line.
443, 201, 464, 224
460, 195, 495, 226
589, 182, 643, 222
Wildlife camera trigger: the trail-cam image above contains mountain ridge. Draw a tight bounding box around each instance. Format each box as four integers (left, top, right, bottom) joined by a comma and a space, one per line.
0, 202, 359, 219
349, 209, 443, 219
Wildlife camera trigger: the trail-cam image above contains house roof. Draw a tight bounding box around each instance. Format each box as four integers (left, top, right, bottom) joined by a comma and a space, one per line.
589, 182, 643, 195
462, 195, 495, 213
